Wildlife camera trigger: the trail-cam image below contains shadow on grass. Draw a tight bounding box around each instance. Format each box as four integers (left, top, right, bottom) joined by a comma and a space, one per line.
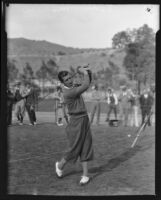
62, 146, 142, 179
63, 140, 154, 180
89, 146, 142, 179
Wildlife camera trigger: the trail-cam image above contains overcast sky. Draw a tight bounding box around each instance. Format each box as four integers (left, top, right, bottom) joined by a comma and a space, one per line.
6, 4, 160, 48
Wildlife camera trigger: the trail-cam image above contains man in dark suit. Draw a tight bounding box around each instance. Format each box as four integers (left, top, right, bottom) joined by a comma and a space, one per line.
7, 85, 15, 126
25, 83, 38, 126
139, 88, 154, 126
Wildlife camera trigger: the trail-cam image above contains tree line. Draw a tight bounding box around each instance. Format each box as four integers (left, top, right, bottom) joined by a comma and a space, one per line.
112, 24, 155, 93
7, 24, 155, 93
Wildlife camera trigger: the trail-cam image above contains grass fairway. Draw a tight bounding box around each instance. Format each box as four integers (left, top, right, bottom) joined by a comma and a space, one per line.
8, 116, 155, 195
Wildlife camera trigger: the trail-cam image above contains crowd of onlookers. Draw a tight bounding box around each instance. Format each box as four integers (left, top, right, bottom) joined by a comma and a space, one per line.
7, 81, 38, 126
7, 80, 155, 128
89, 84, 155, 127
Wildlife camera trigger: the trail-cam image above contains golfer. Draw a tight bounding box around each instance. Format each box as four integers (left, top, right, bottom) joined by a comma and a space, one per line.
55, 66, 94, 185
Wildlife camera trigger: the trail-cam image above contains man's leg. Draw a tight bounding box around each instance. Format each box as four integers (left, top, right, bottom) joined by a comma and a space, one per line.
134, 106, 139, 127
26, 104, 34, 125
15, 104, 20, 121
124, 108, 129, 126
55, 157, 67, 177
105, 104, 109, 121
55, 109, 58, 124
33, 110, 36, 122
141, 109, 146, 125
113, 105, 117, 120
20, 101, 26, 124
119, 105, 123, 125
31, 109, 36, 124
146, 110, 151, 126
106, 105, 112, 121
90, 104, 96, 124
129, 107, 133, 127
57, 158, 67, 170
96, 102, 101, 125
79, 161, 91, 185
81, 161, 88, 177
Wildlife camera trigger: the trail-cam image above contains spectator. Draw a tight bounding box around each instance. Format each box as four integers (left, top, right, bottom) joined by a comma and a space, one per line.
105, 88, 118, 122
14, 82, 27, 125
139, 88, 154, 127
53, 86, 64, 126
14, 82, 22, 122
7, 84, 15, 126
128, 88, 139, 127
25, 83, 38, 126
90, 84, 101, 125
118, 86, 131, 126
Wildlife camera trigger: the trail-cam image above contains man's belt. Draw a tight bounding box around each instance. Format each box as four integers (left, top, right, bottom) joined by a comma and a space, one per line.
69, 111, 87, 116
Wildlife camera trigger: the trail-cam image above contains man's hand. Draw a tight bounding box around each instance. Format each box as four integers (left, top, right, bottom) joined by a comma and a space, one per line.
77, 65, 90, 74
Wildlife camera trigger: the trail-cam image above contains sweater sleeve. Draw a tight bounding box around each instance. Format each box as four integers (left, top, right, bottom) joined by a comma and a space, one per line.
64, 73, 90, 98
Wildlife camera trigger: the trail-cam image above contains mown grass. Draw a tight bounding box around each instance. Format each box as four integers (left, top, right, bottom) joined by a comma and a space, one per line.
8, 121, 155, 195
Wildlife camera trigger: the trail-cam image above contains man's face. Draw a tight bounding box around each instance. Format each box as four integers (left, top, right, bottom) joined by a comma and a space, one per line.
63, 74, 73, 87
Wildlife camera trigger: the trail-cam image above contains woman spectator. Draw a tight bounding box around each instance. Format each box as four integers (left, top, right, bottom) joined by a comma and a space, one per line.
129, 88, 139, 127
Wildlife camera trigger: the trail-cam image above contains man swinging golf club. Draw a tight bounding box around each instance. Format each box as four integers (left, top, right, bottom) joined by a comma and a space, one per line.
55, 65, 94, 185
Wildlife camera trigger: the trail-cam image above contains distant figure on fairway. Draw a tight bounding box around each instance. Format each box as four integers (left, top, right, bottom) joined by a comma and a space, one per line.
53, 86, 64, 126
25, 83, 38, 126
139, 88, 154, 126
55, 66, 94, 185
7, 84, 16, 126
105, 88, 118, 122
14, 82, 27, 125
128, 88, 139, 127
118, 86, 131, 126
90, 84, 101, 125
14, 82, 22, 122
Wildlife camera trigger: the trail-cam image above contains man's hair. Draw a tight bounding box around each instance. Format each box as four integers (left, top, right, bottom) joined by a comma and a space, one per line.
58, 71, 69, 83
108, 87, 112, 92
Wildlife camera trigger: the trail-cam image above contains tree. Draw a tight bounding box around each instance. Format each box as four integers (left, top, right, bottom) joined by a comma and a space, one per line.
36, 60, 48, 97
112, 31, 131, 49
58, 51, 66, 55
97, 68, 113, 88
7, 59, 19, 82
135, 24, 155, 45
112, 24, 155, 93
20, 62, 34, 82
108, 60, 120, 74
46, 59, 59, 81
123, 25, 155, 93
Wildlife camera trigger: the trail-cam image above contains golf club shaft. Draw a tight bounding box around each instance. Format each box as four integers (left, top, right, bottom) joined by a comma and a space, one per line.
131, 110, 153, 148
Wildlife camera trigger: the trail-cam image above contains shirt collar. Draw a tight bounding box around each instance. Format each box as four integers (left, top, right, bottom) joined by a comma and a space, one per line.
63, 85, 73, 89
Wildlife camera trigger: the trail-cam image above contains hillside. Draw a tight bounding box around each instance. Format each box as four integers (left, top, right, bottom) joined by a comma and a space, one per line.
7, 38, 126, 76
